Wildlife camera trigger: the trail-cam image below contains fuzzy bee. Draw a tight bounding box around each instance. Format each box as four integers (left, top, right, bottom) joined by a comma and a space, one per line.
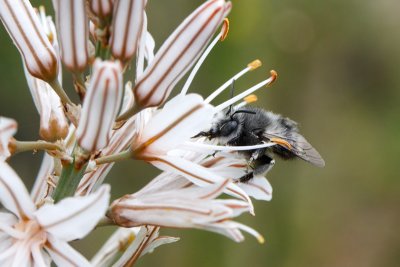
193, 105, 325, 182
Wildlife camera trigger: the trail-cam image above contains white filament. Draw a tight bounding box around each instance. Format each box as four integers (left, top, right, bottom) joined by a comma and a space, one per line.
180, 31, 222, 96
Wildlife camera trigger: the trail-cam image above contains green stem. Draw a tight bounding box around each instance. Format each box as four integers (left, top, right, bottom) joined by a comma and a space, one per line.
115, 104, 141, 123
48, 79, 73, 106
52, 158, 87, 203
12, 140, 62, 154
95, 149, 132, 165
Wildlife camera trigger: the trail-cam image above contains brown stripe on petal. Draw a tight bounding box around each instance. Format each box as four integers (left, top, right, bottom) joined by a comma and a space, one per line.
123, 226, 159, 267
78, 68, 105, 148
135, 0, 223, 107
200, 179, 229, 199
91, 78, 110, 151
246, 181, 271, 196
0, 177, 29, 220
201, 156, 224, 167
70, 0, 78, 69
132, 104, 203, 155
119, 0, 134, 58
116, 203, 212, 216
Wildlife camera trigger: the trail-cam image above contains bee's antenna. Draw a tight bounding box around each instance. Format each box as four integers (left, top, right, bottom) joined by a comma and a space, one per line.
226, 79, 235, 115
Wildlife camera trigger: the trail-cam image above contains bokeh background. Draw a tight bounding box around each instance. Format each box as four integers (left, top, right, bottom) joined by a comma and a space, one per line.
1, 0, 400, 266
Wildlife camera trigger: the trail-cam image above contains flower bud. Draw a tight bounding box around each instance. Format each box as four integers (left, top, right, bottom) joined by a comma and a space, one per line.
0, 0, 58, 82
24, 69, 69, 141
89, 0, 114, 19
53, 0, 89, 72
77, 60, 123, 152
134, 0, 231, 108
110, 0, 147, 63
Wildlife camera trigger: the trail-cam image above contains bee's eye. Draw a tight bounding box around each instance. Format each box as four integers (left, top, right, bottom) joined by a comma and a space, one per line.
220, 120, 238, 136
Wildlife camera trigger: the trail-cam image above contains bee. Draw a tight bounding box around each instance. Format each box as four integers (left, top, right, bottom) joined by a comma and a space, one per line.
193, 104, 325, 183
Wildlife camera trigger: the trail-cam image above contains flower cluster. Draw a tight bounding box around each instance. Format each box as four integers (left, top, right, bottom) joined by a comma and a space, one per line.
0, 0, 280, 266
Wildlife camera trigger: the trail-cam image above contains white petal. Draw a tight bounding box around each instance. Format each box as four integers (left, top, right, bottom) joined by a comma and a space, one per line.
238, 176, 273, 201
0, 117, 17, 161
133, 94, 214, 155
31, 241, 51, 267
141, 235, 179, 256
0, 161, 35, 219
91, 227, 140, 267
112, 226, 159, 267
30, 153, 54, 204
45, 235, 91, 267
35, 185, 110, 241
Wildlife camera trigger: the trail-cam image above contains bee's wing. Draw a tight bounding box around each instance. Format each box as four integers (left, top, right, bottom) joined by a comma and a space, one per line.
263, 132, 325, 167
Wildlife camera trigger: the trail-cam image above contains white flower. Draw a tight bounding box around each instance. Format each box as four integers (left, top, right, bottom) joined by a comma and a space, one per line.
110, 178, 264, 243
0, 161, 110, 266
0, 117, 17, 161
77, 59, 123, 152
0, 0, 58, 82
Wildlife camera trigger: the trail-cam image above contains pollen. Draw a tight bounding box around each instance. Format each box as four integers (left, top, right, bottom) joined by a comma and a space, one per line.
248, 59, 262, 70
220, 18, 230, 41
244, 94, 258, 104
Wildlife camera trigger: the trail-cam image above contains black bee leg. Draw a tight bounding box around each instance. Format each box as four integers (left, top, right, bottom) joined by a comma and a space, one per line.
239, 172, 254, 183
239, 155, 275, 183
249, 148, 266, 163
253, 155, 275, 176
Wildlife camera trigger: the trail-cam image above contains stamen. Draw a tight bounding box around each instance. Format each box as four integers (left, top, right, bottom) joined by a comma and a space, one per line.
183, 141, 276, 151
215, 70, 278, 111
205, 59, 262, 103
220, 18, 229, 41
236, 94, 258, 108
180, 19, 230, 95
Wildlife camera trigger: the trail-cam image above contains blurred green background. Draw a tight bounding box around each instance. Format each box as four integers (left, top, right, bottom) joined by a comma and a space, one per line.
1, 0, 400, 266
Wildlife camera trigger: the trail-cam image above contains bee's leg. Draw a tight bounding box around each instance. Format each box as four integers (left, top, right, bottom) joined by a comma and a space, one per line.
249, 148, 266, 163
253, 156, 275, 176
239, 155, 275, 183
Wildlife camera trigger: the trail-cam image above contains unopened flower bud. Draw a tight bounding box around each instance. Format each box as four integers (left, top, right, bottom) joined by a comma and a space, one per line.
77, 60, 123, 152
89, 0, 114, 19
53, 0, 89, 72
110, 0, 147, 62
0, 0, 58, 82
134, 0, 231, 108
24, 69, 68, 141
